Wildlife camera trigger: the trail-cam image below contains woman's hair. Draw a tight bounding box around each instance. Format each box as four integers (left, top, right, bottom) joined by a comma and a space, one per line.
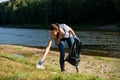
50, 24, 58, 31
50, 23, 62, 45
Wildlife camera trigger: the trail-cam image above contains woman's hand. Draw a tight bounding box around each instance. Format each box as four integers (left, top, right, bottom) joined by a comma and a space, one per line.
36, 60, 45, 70
38, 60, 44, 65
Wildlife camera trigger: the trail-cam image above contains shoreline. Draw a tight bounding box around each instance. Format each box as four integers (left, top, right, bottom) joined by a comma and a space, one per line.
0, 24, 120, 31
1, 44, 120, 58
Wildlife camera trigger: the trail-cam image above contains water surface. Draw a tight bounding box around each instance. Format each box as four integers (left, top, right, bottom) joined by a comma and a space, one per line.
0, 27, 120, 55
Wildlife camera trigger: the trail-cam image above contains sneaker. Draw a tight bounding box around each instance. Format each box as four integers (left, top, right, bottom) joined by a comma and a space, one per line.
36, 64, 45, 70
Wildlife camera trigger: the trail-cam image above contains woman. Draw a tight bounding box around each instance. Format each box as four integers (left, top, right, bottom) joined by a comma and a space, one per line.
36, 23, 77, 72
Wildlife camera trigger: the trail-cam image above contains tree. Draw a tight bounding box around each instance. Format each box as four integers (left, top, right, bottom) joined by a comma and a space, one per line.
0, 0, 120, 27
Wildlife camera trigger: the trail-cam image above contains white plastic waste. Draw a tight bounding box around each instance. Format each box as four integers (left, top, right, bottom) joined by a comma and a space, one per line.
36, 64, 45, 70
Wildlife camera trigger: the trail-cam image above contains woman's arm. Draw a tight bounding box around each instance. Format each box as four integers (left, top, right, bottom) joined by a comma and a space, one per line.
69, 28, 77, 37
41, 39, 52, 61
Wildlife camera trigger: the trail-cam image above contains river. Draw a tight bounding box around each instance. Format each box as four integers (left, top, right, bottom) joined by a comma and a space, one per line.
0, 27, 120, 55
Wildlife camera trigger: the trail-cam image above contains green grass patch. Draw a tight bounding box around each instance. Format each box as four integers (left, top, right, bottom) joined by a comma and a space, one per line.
0, 52, 35, 66
0, 71, 28, 80
0, 52, 105, 80
94, 56, 111, 62
15, 47, 23, 51
49, 73, 103, 80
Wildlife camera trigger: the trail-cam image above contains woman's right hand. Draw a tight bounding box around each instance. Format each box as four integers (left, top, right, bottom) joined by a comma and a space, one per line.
36, 60, 45, 70
38, 60, 44, 65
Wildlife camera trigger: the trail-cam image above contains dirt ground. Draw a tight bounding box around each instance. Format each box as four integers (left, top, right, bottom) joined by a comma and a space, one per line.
0, 45, 120, 80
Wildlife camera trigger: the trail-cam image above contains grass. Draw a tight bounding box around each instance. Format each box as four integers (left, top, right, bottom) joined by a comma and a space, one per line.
15, 47, 23, 51
0, 52, 34, 66
94, 56, 112, 62
0, 52, 104, 80
0, 45, 120, 80
50, 73, 103, 80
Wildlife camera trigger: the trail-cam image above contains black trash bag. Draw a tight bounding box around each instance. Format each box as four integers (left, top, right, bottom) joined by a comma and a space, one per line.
65, 38, 82, 66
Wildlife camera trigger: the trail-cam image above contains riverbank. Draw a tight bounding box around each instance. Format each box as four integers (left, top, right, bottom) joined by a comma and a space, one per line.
0, 24, 120, 31
0, 45, 120, 80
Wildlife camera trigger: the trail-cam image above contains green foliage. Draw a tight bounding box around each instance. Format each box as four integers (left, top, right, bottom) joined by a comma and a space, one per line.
0, 0, 120, 27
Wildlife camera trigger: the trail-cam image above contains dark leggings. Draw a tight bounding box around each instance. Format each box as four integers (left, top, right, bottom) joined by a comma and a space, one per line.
58, 37, 74, 71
